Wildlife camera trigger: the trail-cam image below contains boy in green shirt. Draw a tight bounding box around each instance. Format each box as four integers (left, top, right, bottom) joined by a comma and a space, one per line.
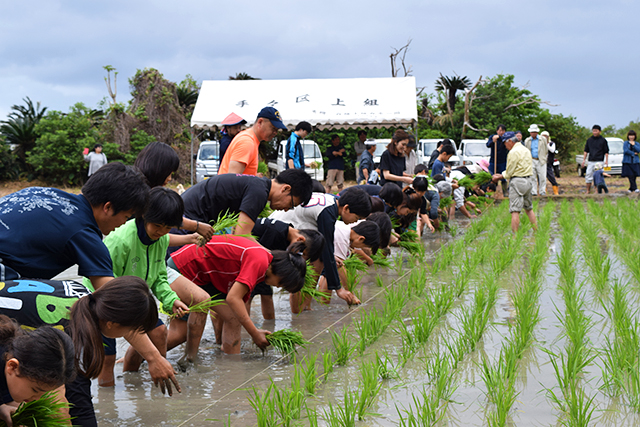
84, 187, 210, 385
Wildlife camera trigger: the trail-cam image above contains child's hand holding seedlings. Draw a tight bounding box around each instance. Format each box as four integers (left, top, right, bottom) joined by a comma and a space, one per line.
172, 300, 190, 317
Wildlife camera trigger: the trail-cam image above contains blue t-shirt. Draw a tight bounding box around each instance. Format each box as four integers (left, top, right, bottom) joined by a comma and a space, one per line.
0, 187, 113, 279
286, 133, 304, 169
431, 159, 445, 177
593, 169, 606, 186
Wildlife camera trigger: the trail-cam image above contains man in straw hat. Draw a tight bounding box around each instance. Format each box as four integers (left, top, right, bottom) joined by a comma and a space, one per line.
523, 124, 547, 196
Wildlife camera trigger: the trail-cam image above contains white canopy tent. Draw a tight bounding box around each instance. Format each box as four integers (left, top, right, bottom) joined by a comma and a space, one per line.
188, 77, 417, 183
190, 77, 417, 130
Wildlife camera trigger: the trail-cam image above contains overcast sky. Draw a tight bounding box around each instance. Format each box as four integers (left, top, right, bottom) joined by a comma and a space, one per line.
1, 0, 636, 131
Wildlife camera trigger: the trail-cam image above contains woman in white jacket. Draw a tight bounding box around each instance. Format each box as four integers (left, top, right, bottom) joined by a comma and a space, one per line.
83, 143, 108, 176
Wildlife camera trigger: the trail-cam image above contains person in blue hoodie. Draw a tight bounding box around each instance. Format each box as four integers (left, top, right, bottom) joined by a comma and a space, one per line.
286, 121, 312, 170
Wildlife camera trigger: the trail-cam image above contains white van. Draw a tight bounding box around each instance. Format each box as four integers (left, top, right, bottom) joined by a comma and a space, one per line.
268, 140, 325, 181
195, 140, 220, 183
459, 139, 491, 166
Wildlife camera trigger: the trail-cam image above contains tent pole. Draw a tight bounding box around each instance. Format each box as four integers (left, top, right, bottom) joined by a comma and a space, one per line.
190, 128, 194, 186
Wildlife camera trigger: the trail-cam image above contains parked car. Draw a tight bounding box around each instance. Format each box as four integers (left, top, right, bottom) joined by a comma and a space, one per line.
195, 140, 220, 183
459, 139, 491, 167
267, 140, 324, 181
576, 137, 624, 176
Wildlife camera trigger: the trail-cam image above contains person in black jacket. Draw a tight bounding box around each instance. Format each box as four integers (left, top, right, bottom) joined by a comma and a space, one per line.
581, 124, 609, 194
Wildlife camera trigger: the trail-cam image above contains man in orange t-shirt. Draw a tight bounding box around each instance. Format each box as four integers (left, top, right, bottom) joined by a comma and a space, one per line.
219, 106, 287, 176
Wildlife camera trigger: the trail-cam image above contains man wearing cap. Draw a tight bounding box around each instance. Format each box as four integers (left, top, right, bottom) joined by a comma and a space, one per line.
286, 121, 312, 170
218, 113, 247, 167
581, 125, 609, 194
359, 140, 376, 184
487, 124, 515, 197
491, 136, 538, 232
523, 124, 547, 196
219, 107, 287, 176
542, 131, 559, 195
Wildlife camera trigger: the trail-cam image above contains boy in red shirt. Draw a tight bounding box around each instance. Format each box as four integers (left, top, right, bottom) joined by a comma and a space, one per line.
168, 235, 307, 354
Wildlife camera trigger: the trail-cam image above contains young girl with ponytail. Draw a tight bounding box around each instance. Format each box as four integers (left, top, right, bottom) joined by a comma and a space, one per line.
0, 276, 159, 427
0, 316, 75, 425
168, 235, 307, 354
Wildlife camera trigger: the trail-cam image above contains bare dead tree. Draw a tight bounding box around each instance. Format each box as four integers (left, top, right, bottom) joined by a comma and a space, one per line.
461, 75, 490, 139
390, 40, 413, 77
103, 65, 117, 106
503, 81, 559, 111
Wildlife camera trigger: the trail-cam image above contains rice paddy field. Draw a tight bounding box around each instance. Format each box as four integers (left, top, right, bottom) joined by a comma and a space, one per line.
92, 196, 640, 426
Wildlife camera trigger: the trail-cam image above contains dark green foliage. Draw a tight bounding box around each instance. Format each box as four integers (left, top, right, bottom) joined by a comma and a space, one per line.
28, 103, 101, 185
0, 97, 47, 173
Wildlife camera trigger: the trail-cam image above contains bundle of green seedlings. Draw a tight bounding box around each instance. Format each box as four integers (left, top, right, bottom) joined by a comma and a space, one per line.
196, 210, 241, 248
457, 171, 493, 189
438, 196, 453, 209
544, 201, 598, 426
342, 255, 368, 300
397, 230, 424, 258
266, 329, 309, 355
297, 260, 327, 308
0, 392, 72, 427
370, 252, 392, 268
168, 296, 226, 320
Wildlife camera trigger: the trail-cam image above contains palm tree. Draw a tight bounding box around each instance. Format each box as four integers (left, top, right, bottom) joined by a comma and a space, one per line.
228, 72, 260, 80
0, 97, 47, 166
435, 74, 471, 113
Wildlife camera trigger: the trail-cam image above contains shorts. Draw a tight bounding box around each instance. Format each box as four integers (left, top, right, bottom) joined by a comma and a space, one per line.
326, 169, 344, 187
453, 187, 465, 209
251, 281, 273, 297
508, 177, 533, 213
585, 161, 600, 183
166, 265, 181, 285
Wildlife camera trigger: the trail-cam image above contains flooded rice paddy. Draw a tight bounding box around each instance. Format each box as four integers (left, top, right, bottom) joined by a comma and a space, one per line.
80, 197, 640, 426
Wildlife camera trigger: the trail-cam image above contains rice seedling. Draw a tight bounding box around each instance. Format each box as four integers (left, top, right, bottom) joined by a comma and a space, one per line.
371, 252, 392, 268
412, 306, 437, 344
258, 201, 274, 218
167, 296, 226, 320
356, 360, 383, 420
375, 274, 385, 288
266, 329, 309, 355
343, 255, 368, 298
321, 351, 334, 380
297, 260, 327, 308
438, 195, 453, 209
354, 309, 387, 354
248, 382, 278, 427
396, 321, 418, 367
406, 265, 427, 296
393, 253, 404, 274
457, 171, 493, 189
271, 373, 305, 426
0, 392, 72, 427
374, 351, 398, 380
331, 326, 354, 366
301, 353, 319, 395
398, 239, 425, 258
383, 285, 407, 319
211, 210, 241, 234
323, 389, 357, 427
448, 223, 459, 237
396, 387, 444, 427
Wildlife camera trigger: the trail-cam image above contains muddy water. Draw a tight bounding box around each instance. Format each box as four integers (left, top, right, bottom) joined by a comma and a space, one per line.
84, 229, 455, 427
62, 203, 640, 426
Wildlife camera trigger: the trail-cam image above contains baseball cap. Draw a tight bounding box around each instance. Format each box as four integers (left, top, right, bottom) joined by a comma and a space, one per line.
257, 107, 287, 130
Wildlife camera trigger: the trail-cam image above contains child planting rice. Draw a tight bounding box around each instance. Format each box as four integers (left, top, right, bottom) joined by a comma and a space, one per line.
269, 187, 372, 309
84, 187, 211, 381
0, 277, 163, 426
168, 236, 307, 354
0, 316, 74, 426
